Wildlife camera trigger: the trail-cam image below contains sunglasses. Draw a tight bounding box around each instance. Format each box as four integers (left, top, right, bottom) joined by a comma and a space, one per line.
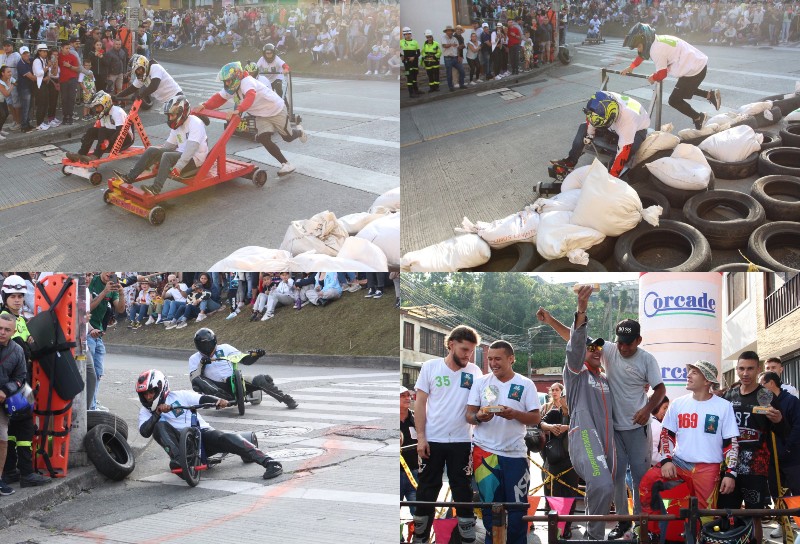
4, 284, 25, 290
587, 345, 603, 352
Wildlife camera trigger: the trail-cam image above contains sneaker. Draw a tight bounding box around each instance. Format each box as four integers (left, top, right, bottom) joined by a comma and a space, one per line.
709, 89, 722, 111
260, 312, 274, 321
318, 298, 329, 307
278, 162, 296, 176
694, 112, 708, 130
140, 184, 159, 196
262, 461, 283, 480
469, 81, 477, 86
37, 122, 50, 131
226, 311, 239, 320
364, 70, 372, 75
0, 134, 5, 140
94, 404, 110, 412
608, 522, 632, 540
175, 319, 188, 329
145, 316, 155, 325
364, 288, 375, 298
20, 473, 52, 487
50, 118, 61, 127
770, 527, 783, 538
347, 283, 362, 293
249, 311, 260, 322
294, 298, 302, 310
155, 316, 163, 324
395, 297, 401, 309
372, 290, 383, 299
0, 481, 15, 496
196, 313, 207, 322
113, 169, 132, 183
296, 124, 308, 143
66, 151, 83, 163
164, 319, 178, 329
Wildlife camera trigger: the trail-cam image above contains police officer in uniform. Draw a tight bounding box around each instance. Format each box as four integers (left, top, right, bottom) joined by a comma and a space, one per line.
421, 29, 441, 93
400, 27, 420, 98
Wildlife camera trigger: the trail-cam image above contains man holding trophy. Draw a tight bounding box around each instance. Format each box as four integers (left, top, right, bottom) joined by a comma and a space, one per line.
466, 340, 541, 544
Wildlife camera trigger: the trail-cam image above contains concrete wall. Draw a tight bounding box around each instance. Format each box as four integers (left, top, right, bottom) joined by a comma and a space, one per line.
400, 314, 450, 366
401, 0, 455, 45
721, 272, 759, 374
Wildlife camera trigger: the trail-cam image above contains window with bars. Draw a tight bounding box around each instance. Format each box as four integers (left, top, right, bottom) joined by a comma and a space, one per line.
420, 327, 447, 358
403, 322, 415, 351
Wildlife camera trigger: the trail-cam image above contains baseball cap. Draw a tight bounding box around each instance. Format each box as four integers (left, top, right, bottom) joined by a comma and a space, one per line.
19, 46, 30, 54
615, 319, 641, 344
686, 360, 719, 385
482, 22, 489, 27
400, 385, 413, 395
586, 337, 605, 348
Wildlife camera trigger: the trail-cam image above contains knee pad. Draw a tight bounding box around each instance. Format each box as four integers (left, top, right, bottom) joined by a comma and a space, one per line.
412, 515, 432, 540
457, 517, 477, 543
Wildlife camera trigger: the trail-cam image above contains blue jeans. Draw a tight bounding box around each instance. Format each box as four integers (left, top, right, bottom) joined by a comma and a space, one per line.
162, 299, 186, 320
401, 468, 418, 515
18, 87, 32, 129
209, 272, 223, 302
480, 50, 493, 79
128, 303, 149, 322
200, 298, 221, 313
87, 334, 105, 410
337, 272, 356, 284
444, 56, 465, 89
177, 303, 200, 321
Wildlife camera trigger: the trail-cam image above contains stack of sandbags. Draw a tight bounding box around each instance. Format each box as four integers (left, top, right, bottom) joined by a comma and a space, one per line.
645, 143, 713, 190
455, 206, 540, 249
280, 211, 350, 256
208, 246, 383, 272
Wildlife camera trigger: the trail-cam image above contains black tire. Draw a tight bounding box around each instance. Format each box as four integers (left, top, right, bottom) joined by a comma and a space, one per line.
682, 190, 766, 250
614, 219, 712, 272
87, 411, 129, 440
636, 188, 672, 217
102, 189, 113, 204
84, 424, 135, 482
626, 149, 673, 185
465, 242, 541, 272
766, 93, 800, 116
178, 426, 202, 487
750, 175, 800, 221
757, 132, 783, 150
234, 369, 246, 416
533, 258, 607, 272
747, 222, 800, 273
62, 164, 72, 176
711, 263, 775, 272
758, 147, 800, 177
253, 168, 268, 188
701, 150, 758, 180
779, 124, 800, 148
753, 106, 783, 128
731, 115, 759, 130
148, 206, 166, 226
586, 236, 617, 263
648, 171, 715, 208
90, 171, 103, 186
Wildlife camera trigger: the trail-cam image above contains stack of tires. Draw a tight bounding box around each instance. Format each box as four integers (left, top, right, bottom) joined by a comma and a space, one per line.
85, 411, 136, 481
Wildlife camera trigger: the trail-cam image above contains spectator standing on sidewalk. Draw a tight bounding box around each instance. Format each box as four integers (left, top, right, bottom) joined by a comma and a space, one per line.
479, 22, 494, 81
105, 39, 128, 95
400, 386, 418, 515
57, 40, 80, 125
507, 17, 522, 75
765, 357, 799, 398
466, 31, 481, 85
441, 25, 465, 91
88, 273, 125, 411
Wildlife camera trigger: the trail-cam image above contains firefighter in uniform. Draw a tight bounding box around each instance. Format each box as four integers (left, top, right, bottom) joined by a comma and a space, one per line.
400, 27, 420, 98
421, 29, 441, 93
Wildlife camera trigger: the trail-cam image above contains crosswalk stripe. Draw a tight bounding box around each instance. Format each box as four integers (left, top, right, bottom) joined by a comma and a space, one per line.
203, 415, 335, 429
290, 394, 398, 405
262, 436, 399, 452
295, 387, 398, 395
275, 371, 398, 384
274, 402, 395, 414
294, 106, 400, 122
305, 131, 399, 148
330, 381, 400, 388
218, 409, 379, 422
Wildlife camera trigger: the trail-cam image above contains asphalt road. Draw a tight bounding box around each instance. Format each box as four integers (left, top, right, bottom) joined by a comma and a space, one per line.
0, 61, 399, 270
0, 353, 398, 543
401, 33, 800, 268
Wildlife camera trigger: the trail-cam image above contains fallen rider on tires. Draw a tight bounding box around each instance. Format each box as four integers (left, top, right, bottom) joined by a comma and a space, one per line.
136, 369, 283, 480
65, 91, 134, 164
189, 328, 298, 409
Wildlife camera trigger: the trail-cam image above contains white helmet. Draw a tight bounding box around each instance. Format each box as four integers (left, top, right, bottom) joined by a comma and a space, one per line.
424, 29, 433, 37
402, 26, 412, 33
2, 275, 28, 295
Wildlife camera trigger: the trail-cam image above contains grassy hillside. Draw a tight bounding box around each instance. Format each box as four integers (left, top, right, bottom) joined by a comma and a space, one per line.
104, 287, 399, 357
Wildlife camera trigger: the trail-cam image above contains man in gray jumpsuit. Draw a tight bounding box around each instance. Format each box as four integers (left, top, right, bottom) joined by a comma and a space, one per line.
544, 285, 615, 540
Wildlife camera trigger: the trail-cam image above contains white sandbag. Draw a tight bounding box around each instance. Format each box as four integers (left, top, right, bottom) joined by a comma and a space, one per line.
401, 234, 492, 272
455, 206, 540, 249
209, 247, 294, 272
292, 251, 380, 272
536, 210, 606, 265
786, 108, 800, 122
337, 207, 393, 235
645, 143, 712, 190
706, 112, 748, 127
280, 211, 350, 257
629, 131, 681, 168
335, 237, 388, 271
678, 123, 725, 141
532, 189, 582, 214
571, 159, 662, 236
369, 186, 400, 213
738, 100, 773, 116
560, 165, 591, 192
698, 125, 762, 162
356, 212, 401, 268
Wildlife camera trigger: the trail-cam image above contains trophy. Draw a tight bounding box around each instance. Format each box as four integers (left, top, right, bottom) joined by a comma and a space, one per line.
481, 385, 504, 413
573, 283, 601, 293
753, 387, 773, 414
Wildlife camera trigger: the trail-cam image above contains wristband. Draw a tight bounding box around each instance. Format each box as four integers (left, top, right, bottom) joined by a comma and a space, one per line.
660, 458, 673, 467
473, 413, 481, 425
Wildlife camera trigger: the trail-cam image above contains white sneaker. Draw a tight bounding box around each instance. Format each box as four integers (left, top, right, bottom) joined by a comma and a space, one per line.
397, 75, 401, 80
296, 124, 308, 143
770, 527, 783, 538
385, 70, 392, 76
364, 70, 372, 75
196, 313, 207, 322
278, 162, 296, 176
0, 134, 5, 140
154, 315, 163, 324
50, 119, 61, 127
164, 319, 178, 329
37, 122, 50, 131
260, 312, 273, 321
226, 311, 239, 320
175, 319, 188, 329
469, 81, 477, 86
1, 130, 10, 136
347, 284, 362, 293
145, 316, 155, 325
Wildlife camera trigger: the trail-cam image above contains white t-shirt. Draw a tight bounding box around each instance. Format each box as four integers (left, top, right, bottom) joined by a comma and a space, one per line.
138, 389, 211, 432
650, 35, 707, 79
98, 105, 131, 140
165, 283, 189, 302
188, 343, 240, 382
166, 115, 208, 167
650, 415, 663, 465
256, 54, 287, 84
602, 344, 663, 431
131, 62, 183, 103
415, 357, 483, 443
662, 394, 739, 463
216, 75, 284, 119
468, 372, 541, 457
587, 91, 651, 151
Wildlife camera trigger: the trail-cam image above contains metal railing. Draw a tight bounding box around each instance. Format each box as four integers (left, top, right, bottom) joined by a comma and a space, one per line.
766, 272, 800, 327
401, 497, 800, 544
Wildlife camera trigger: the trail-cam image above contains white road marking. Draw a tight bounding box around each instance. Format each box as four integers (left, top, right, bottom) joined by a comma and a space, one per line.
274, 371, 397, 384
235, 147, 399, 195
219, 410, 379, 422
295, 387, 398, 396
203, 415, 335, 430
289, 394, 398, 405
294, 106, 400, 122
261, 436, 399, 452
270, 402, 395, 414
332, 382, 400, 388
5, 145, 59, 158
305, 131, 399, 148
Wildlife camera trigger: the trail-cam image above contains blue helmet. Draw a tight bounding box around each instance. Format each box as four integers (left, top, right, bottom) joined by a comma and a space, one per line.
4, 384, 34, 418
583, 91, 619, 128
623, 22, 656, 60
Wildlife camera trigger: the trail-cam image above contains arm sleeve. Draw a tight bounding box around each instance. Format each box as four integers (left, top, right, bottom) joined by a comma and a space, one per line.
173, 140, 199, 171
236, 89, 256, 113
610, 143, 633, 177
140, 76, 161, 98
659, 427, 676, 461
203, 92, 228, 110
651, 68, 668, 82
630, 55, 644, 69
199, 395, 219, 404
116, 83, 137, 98
138, 410, 160, 438
723, 436, 739, 477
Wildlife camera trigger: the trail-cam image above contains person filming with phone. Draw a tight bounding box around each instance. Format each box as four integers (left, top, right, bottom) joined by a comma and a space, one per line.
88, 272, 126, 411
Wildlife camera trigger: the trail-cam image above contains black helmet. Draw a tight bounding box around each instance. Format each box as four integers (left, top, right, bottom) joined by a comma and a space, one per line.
699, 515, 754, 544
194, 328, 217, 356
263, 43, 276, 57
623, 22, 656, 60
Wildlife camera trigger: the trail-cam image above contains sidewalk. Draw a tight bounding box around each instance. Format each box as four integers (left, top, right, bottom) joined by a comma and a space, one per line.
0, 119, 91, 154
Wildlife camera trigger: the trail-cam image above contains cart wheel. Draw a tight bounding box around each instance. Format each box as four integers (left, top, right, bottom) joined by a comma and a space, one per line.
103, 189, 113, 204
253, 168, 268, 188
62, 164, 72, 176
148, 206, 166, 226
90, 171, 103, 186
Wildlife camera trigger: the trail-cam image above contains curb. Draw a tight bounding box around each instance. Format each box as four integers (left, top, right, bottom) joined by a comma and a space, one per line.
104, 343, 399, 370
0, 120, 92, 153
400, 61, 559, 108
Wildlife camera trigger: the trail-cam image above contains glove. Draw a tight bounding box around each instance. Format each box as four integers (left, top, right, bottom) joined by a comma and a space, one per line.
583, 135, 594, 146
200, 356, 212, 366
250, 349, 266, 358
